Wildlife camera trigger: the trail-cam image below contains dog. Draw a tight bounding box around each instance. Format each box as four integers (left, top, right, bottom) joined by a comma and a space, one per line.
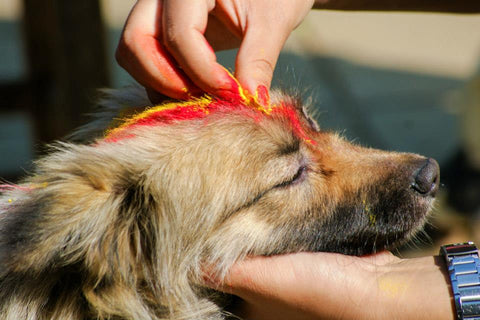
0, 84, 439, 319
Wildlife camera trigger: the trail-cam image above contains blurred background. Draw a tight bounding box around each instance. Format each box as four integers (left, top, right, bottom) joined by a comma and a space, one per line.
0, 0, 479, 256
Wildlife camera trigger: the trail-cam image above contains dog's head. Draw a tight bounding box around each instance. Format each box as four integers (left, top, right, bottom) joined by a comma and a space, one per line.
100, 89, 438, 258
0, 86, 438, 318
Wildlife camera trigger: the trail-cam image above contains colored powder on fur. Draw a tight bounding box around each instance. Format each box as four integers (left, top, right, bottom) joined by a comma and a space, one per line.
0, 183, 48, 210
271, 103, 314, 144
105, 96, 214, 141
104, 73, 314, 144
0, 184, 34, 192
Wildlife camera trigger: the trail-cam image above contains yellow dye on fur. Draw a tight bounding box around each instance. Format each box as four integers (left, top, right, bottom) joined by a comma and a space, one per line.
224, 68, 273, 114
304, 139, 314, 145
33, 182, 48, 189
103, 71, 276, 141
362, 199, 376, 226
105, 96, 213, 139
103, 71, 316, 144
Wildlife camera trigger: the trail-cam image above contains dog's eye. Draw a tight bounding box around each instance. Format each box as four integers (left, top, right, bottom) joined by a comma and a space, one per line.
275, 166, 307, 188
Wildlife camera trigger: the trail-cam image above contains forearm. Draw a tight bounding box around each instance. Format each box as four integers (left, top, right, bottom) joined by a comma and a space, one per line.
313, 0, 480, 13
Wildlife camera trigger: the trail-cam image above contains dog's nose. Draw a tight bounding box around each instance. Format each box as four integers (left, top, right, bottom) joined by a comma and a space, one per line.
411, 158, 440, 196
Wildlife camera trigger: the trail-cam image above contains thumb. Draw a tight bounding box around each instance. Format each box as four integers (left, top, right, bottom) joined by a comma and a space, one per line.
204, 255, 299, 298
234, 21, 290, 95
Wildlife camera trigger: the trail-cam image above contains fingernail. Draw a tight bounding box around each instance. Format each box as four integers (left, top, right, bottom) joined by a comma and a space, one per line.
214, 68, 242, 102
255, 85, 270, 106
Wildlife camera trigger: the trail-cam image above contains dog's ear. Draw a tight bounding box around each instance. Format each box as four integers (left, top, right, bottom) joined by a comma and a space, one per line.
0, 142, 151, 278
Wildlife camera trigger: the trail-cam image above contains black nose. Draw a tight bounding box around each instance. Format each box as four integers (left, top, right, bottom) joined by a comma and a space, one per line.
411, 158, 440, 196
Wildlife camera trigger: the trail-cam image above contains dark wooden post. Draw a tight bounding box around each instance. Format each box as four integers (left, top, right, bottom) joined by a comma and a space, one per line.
22, 0, 110, 143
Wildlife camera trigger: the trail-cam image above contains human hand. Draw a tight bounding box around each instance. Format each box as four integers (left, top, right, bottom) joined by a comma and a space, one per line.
116, 0, 314, 101
209, 251, 455, 320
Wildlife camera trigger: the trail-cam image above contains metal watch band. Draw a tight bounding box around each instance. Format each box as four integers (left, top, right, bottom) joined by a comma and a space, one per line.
440, 242, 480, 320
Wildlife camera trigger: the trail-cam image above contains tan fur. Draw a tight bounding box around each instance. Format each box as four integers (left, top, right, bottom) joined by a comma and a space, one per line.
0, 88, 436, 319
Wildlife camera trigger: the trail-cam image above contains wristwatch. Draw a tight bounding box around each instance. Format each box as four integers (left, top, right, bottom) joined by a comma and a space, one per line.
440, 242, 480, 320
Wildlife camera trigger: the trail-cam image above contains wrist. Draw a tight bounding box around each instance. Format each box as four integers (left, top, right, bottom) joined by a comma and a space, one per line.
373, 256, 455, 320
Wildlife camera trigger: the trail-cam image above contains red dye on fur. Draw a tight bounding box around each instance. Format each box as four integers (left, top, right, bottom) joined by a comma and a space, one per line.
272, 104, 314, 144
104, 75, 315, 145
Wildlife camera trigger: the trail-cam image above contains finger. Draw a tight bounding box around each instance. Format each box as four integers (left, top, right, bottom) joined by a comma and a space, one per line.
218, 257, 270, 295
204, 15, 241, 51
218, 255, 299, 297
234, 16, 290, 95
116, 0, 201, 99
162, 0, 235, 97
202, 257, 268, 295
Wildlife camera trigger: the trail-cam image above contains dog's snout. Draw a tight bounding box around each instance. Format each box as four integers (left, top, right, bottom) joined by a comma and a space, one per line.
411, 158, 440, 197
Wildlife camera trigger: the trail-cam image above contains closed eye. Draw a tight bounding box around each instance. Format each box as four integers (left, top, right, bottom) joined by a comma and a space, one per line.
274, 166, 307, 189
223, 165, 307, 220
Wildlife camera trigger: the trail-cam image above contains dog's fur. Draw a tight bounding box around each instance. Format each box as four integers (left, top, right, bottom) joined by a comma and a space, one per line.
0, 88, 437, 319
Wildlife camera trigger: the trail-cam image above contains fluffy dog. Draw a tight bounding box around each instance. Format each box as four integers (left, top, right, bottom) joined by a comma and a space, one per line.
0, 85, 439, 319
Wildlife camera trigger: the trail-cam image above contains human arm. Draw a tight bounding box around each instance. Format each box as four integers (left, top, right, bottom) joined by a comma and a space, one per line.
211, 251, 455, 320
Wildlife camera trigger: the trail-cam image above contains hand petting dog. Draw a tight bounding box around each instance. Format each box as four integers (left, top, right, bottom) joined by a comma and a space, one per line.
116, 0, 314, 100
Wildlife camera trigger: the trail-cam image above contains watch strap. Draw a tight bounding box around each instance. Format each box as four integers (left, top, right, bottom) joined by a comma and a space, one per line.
441, 242, 480, 320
